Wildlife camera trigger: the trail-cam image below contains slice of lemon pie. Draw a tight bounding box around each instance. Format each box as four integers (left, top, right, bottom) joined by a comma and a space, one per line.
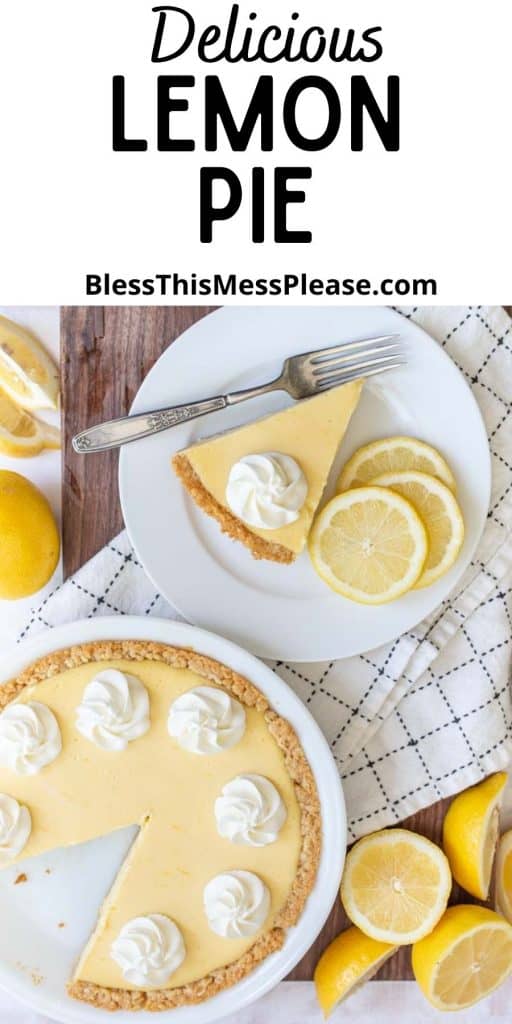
173, 380, 363, 563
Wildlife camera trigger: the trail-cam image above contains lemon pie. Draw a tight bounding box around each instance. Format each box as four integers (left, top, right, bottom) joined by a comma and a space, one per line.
0, 641, 320, 1011
173, 381, 363, 563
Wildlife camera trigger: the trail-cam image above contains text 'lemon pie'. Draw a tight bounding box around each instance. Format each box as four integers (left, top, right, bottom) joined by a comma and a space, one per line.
0, 641, 321, 1011
173, 380, 363, 563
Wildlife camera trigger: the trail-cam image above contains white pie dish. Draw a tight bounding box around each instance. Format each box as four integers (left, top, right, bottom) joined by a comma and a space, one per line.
0, 615, 346, 1024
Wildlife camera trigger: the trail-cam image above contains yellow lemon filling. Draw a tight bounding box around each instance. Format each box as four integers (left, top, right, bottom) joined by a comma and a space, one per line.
0, 659, 302, 991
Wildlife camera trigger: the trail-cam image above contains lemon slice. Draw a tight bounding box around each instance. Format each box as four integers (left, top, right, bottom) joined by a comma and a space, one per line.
443, 772, 508, 900
309, 487, 428, 605
338, 436, 456, 492
0, 314, 59, 411
0, 390, 60, 458
371, 470, 464, 588
314, 926, 397, 1016
496, 829, 512, 923
412, 905, 512, 1010
340, 828, 451, 945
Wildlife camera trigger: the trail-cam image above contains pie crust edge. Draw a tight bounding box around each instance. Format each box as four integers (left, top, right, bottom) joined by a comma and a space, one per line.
172, 453, 295, 564
1, 639, 321, 1011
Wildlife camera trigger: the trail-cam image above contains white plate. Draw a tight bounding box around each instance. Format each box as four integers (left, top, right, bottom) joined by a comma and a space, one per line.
119, 307, 491, 661
0, 616, 345, 1024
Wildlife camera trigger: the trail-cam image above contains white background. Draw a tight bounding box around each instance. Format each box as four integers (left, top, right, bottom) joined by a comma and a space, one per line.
0, 0, 510, 303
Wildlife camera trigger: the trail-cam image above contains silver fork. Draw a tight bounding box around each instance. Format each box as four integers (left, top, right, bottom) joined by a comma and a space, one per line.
72, 334, 403, 453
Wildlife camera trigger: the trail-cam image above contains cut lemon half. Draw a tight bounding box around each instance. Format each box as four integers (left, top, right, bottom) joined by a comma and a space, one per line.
496, 829, 512, 923
443, 772, 507, 900
0, 390, 60, 458
412, 904, 512, 1010
338, 436, 456, 492
314, 926, 397, 1017
309, 487, 428, 605
0, 314, 59, 411
371, 470, 464, 588
340, 828, 451, 945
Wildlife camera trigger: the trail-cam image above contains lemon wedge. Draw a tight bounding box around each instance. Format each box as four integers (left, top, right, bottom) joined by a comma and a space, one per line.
0, 389, 60, 458
309, 486, 428, 604
314, 926, 397, 1016
0, 314, 59, 411
443, 772, 507, 900
340, 828, 451, 945
496, 829, 512, 923
412, 905, 512, 1010
371, 470, 464, 588
338, 436, 456, 492
0, 470, 60, 598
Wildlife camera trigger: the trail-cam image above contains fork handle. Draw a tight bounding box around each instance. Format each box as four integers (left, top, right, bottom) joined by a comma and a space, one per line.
72, 378, 282, 454
72, 396, 229, 453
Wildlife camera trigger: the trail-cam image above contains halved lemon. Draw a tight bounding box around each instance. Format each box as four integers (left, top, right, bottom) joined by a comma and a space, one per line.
496, 829, 512, 923
371, 470, 464, 588
340, 828, 452, 945
412, 905, 512, 1010
309, 487, 428, 605
443, 772, 507, 900
0, 314, 59, 411
337, 436, 456, 492
0, 389, 60, 458
314, 926, 397, 1016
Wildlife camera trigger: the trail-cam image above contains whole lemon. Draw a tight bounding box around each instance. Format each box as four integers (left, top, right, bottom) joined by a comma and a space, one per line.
0, 470, 60, 599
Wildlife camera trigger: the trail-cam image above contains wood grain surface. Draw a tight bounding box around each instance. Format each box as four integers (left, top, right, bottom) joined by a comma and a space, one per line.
61, 307, 216, 571
61, 305, 504, 981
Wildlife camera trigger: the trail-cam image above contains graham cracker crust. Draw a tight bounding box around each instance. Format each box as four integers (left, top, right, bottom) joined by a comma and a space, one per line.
172, 453, 295, 563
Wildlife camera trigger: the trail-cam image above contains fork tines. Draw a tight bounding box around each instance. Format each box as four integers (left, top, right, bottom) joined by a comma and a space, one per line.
310, 334, 400, 364
309, 335, 404, 391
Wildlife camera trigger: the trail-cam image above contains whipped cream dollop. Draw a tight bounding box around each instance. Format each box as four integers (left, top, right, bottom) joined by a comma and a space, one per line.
111, 914, 185, 987
204, 870, 270, 939
75, 669, 150, 752
168, 686, 246, 755
0, 701, 61, 775
215, 774, 287, 847
0, 794, 31, 866
226, 452, 308, 530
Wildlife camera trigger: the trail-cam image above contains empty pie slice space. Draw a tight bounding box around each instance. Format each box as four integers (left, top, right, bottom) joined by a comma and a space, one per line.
0, 641, 321, 1010
172, 380, 363, 563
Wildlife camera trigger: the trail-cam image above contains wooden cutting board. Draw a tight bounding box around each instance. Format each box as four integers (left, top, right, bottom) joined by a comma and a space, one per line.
61, 306, 488, 981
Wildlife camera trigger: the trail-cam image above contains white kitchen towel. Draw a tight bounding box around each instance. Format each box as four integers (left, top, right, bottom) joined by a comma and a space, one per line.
18, 307, 512, 841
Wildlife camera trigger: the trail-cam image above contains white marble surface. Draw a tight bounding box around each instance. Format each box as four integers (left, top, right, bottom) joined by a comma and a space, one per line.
0, 308, 510, 1023
1, 979, 512, 1024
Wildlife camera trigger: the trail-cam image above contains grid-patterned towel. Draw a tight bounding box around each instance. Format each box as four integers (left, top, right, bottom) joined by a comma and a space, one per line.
19, 307, 512, 841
